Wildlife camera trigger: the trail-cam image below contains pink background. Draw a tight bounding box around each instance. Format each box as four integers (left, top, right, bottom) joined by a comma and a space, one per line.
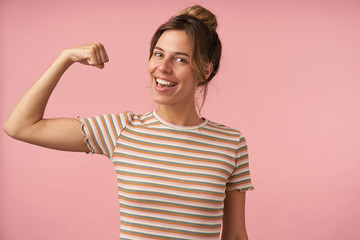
1, 0, 359, 239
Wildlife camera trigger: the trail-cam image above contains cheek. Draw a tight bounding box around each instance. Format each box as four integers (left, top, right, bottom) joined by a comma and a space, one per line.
182, 70, 199, 86
148, 59, 156, 74
148, 62, 153, 74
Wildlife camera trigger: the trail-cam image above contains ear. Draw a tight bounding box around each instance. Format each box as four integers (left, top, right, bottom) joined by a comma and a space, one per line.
203, 63, 213, 82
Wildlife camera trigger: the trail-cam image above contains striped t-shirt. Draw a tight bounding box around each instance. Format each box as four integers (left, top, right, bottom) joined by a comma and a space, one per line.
79, 111, 253, 240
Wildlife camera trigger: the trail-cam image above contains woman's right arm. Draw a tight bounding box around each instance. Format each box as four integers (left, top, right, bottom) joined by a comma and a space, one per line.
3, 42, 109, 152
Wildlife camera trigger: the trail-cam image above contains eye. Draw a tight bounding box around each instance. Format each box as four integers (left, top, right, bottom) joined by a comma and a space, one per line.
153, 52, 163, 58
175, 57, 187, 63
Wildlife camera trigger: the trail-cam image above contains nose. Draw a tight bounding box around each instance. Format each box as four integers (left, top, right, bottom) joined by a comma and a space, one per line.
158, 57, 172, 73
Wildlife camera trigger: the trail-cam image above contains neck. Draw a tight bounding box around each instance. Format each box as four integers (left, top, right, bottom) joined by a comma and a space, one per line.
156, 103, 203, 126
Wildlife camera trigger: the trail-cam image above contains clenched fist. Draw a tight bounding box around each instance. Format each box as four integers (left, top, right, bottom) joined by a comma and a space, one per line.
63, 42, 109, 69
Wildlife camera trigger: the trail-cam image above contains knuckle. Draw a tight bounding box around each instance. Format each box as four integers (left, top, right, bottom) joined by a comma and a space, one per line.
89, 48, 96, 55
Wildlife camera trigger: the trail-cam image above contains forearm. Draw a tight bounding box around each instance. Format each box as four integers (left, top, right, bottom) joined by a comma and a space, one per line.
3, 51, 73, 137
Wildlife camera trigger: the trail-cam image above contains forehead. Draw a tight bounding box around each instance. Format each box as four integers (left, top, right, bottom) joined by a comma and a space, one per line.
155, 30, 192, 54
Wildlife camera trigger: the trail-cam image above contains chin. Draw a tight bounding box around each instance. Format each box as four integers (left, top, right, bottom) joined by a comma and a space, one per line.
152, 95, 172, 106
151, 85, 173, 105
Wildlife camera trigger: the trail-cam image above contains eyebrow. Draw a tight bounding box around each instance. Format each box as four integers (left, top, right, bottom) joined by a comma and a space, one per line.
154, 46, 190, 58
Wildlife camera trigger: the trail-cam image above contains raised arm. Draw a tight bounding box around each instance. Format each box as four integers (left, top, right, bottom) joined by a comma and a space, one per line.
3, 42, 109, 152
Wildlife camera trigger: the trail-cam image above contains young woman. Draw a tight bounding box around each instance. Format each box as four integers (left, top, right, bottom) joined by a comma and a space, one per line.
4, 5, 253, 240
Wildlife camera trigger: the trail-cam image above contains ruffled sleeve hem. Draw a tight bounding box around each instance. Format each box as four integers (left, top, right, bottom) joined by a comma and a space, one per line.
77, 117, 95, 154
226, 186, 255, 192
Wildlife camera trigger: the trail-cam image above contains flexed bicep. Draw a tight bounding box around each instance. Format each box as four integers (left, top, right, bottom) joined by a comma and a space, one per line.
9, 118, 90, 152
3, 43, 108, 152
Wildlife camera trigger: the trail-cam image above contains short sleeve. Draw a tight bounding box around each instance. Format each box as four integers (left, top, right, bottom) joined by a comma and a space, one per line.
78, 112, 131, 158
226, 133, 254, 192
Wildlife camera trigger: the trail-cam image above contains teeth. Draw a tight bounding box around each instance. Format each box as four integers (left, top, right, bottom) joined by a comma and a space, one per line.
156, 78, 175, 86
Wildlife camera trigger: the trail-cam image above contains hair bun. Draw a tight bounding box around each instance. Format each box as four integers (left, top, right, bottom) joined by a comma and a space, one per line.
180, 5, 218, 30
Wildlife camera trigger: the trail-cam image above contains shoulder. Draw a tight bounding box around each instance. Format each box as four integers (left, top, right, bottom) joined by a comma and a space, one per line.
205, 119, 243, 140
121, 111, 159, 127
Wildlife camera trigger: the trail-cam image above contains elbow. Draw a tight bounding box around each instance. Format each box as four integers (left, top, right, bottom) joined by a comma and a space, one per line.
3, 120, 22, 139
4, 116, 42, 141
3, 120, 16, 138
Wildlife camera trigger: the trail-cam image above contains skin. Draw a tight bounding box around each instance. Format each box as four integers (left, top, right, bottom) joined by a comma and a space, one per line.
222, 190, 248, 240
4, 31, 248, 239
149, 30, 209, 126
3, 43, 108, 151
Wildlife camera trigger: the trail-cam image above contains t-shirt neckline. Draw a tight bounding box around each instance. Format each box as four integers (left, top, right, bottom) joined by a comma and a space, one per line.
152, 111, 208, 130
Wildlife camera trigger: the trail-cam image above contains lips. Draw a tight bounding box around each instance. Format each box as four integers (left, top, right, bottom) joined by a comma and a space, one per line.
156, 78, 177, 86
155, 77, 177, 88
153, 77, 178, 94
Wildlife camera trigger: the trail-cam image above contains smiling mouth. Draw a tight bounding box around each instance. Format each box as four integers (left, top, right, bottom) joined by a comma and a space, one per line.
155, 78, 177, 88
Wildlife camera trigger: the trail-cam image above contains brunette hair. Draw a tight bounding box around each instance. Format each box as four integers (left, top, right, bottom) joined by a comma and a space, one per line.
149, 5, 222, 106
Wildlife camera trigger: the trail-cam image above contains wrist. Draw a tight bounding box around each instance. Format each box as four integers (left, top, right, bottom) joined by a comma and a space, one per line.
58, 49, 76, 68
